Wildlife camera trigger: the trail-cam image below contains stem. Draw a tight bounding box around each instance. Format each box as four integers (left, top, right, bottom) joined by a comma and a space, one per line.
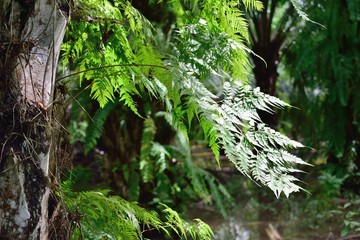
56, 63, 169, 82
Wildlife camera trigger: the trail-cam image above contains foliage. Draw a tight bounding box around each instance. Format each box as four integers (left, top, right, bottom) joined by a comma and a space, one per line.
67, 96, 233, 217
172, 129, 233, 217
61, 181, 213, 239
60, 0, 308, 200
340, 199, 360, 237
84, 100, 118, 154
330, 198, 360, 238
173, 6, 310, 198
134, 112, 233, 217
318, 171, 347, 199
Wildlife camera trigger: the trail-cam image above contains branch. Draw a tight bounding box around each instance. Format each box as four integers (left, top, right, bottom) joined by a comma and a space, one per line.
56, 63, 169, 82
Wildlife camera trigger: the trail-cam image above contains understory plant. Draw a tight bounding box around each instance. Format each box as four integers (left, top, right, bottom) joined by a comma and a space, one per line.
57, 0, 312, 238
61, 181, 213, 239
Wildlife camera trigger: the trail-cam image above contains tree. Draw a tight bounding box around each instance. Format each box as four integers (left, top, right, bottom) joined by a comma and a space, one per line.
1, 0, 307, 238
247, 0, 317, 127
0, 0, 69, 238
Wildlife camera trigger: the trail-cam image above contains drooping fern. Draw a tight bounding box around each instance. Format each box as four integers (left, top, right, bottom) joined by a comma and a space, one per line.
84, 101, 117, 154
162, 19, 308, 197
174, 131, 233, 217
139, 115, 157, 183
170, 66, 308, 197
62, 0, 157, 110
62, 181, 213, 239
60, 0, 309, 199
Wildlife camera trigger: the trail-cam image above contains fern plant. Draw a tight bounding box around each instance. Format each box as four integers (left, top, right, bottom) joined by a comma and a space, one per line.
60, 0, 308, 198
173, 129, 233, 217
137, 112, 233, 216
57, 0, 312, 239
139, 115, 160, 183
61, 181, 213, 239
163, 19, 308, 197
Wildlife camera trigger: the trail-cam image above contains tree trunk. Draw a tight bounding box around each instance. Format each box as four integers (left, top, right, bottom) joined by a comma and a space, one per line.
252, 37, 283, 128
0, 1, 69, 239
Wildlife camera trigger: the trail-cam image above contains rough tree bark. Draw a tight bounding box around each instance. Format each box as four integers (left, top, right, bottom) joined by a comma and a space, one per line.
0, 0, 69, 239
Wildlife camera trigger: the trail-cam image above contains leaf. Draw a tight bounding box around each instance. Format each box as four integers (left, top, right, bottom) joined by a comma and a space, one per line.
289, 0, 325, 28
84, 101, 117, 154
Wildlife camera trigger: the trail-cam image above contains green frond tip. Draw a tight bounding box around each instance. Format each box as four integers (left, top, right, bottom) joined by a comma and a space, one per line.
242, 0, 263, 11
91, 77, 116, 108
160, 203, 214, 240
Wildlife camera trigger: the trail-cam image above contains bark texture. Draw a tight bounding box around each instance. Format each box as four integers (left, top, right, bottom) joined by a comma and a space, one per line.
0, 0, 69, 239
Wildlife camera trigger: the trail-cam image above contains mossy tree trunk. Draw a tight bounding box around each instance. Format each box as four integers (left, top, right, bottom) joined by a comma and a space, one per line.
0, 0, 69, 239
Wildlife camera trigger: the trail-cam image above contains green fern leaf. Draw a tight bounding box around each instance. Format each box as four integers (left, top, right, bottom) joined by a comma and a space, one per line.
84, 101, 117, 154
140, 116, 157, 183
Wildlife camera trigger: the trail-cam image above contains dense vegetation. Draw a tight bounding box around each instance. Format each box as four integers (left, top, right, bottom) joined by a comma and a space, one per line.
0, 0, 358, 239
57, 0, 311, 238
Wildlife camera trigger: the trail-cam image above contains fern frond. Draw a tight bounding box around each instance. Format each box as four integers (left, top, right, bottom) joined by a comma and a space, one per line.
175, 132, 233, 217
119, 84, 141, 117
168, 60, 306, 197
253, 123, 304, 149
63, 0, 308, 199
151, 142, 170, 173
84, 101, 117, 154
241, 0, 264, 11
64, 0, 158, 113
140, 116, 157, 183
62, 182, 214, 239
161, 203, 214, 240
140, 14, 307, 197
121, 1, 155, 38
289, 0, 325, 28
90, 76, 116, 107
